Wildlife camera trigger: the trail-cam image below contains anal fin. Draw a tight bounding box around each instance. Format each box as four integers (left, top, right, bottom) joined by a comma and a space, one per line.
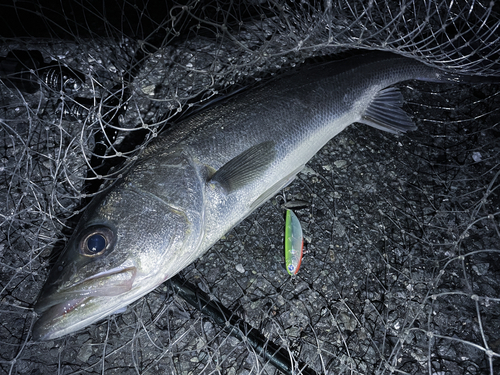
359, 87, 416, 134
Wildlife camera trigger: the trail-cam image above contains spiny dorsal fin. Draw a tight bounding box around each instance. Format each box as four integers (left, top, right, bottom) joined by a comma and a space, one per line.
210, 141, 276, 194
359, 87, 416, 134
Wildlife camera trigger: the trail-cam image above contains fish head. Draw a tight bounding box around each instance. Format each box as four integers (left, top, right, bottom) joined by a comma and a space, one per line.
33, 183, 198, 340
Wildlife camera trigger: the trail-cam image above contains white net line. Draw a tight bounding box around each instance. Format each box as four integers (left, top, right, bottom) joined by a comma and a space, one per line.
0, 0, 499, 374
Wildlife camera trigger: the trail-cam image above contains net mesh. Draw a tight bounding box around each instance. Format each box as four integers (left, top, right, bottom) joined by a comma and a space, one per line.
0, 0, 499, 374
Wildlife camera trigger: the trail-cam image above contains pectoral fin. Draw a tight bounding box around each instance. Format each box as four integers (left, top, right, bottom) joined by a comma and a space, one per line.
359, 87, 416, 134
210, 141, 276, 193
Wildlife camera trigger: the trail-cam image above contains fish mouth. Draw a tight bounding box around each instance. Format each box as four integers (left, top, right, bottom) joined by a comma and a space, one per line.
33, 267, 137, 341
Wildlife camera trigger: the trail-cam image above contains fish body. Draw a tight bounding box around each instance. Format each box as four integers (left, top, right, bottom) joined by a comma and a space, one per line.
285, 209, 304, 275
34, 51, 460, 340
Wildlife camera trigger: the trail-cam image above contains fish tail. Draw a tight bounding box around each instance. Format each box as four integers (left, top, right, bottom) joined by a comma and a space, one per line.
417, 65, 500, 84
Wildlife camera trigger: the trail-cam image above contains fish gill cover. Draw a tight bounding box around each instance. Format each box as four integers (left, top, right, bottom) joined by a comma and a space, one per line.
0, 0, 499, 374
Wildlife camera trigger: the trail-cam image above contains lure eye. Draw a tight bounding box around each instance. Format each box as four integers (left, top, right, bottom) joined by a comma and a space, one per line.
80, 226, 115, 257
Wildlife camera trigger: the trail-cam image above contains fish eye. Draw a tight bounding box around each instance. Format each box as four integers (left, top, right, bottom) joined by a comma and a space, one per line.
87, 234, 105, 253
80, 226, 115, 257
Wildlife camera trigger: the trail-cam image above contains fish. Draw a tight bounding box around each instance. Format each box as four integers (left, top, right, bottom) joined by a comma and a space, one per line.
285, 209, 304, 275
33, 51, 480, 340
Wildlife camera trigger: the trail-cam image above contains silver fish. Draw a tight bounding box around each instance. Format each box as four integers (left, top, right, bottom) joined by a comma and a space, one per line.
33, 51, 467, 340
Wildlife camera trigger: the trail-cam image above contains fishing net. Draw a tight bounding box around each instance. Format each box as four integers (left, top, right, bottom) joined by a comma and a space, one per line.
1, 0, 499, 374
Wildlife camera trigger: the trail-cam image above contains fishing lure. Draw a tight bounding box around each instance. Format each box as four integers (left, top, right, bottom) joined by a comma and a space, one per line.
40, 64, 85, 93
56, 97, 96, 121
285, 209, 304, 275
282, 199, 309, 210
0, 50, 85, 94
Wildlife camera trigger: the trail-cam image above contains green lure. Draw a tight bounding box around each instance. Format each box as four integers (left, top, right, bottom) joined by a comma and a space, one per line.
285, 209, 304, 275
